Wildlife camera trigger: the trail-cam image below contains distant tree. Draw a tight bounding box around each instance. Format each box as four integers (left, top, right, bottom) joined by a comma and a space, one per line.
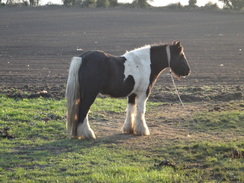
166, 2, 183, 9
96, 0, 110, 7
132, 0, 153, 8
204, 2, 219, 9
219, 0, 244, 10
6, 0, 34, 5
63, 0, 74, 5
81, 0, 96, 7
109, 0, 117, 7
29, 0, 39, 5
188, 0, 197, 7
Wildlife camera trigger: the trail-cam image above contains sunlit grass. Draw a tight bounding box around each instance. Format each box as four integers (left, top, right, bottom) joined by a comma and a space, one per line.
190, 110, 244, 132
0, 95, 243, 182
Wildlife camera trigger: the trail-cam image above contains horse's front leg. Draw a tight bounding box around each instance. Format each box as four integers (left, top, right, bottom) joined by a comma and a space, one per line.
135, 94, 150, 136
122, 94, 137, 134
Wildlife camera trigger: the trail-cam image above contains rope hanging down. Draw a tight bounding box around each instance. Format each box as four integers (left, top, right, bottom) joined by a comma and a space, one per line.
166, 45, 199, 130
166, 45, 188, 112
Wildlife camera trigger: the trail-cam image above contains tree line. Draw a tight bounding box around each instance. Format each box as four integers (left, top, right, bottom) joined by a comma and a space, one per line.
1, 0, 244, 10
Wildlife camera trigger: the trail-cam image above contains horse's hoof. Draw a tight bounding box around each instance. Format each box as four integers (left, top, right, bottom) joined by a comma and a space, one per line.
76, 134, 96, 139
87, 133, 96, 139
122, 128, 135, 134
135, 129, 150, 136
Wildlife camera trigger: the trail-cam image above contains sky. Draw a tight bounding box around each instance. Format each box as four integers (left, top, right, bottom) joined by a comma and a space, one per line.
119, 0, 222, 7
3, 0, 223, 7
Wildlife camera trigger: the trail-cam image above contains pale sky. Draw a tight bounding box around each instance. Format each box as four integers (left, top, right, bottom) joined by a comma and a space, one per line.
36, 0, 223, 7
2, 0, 223, 7
118, 0, 218, 6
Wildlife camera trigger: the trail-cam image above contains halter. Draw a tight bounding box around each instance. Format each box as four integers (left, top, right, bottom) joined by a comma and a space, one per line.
166, 45, 171, 70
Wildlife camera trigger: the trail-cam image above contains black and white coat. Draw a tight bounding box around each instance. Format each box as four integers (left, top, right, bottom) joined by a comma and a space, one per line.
66, 42, 190, 139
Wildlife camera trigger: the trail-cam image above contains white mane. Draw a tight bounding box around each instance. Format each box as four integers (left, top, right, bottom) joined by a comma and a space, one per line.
123, 45, 151, 56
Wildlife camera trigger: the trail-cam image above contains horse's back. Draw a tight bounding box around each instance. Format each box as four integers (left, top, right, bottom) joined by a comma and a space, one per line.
78, 50, 135, 98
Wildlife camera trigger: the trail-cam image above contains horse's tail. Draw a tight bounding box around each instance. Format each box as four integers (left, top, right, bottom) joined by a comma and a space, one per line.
66, 56, 82, 138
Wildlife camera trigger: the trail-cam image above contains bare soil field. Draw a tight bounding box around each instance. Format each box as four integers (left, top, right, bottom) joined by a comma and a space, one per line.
0, 7, 243, 144
1, 7, 243, 89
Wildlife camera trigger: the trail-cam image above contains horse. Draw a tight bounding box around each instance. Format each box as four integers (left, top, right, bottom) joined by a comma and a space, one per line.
66, 41, 190, 139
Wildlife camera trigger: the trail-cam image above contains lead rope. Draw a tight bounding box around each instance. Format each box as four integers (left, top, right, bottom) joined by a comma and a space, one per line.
166, 46, 188, 112
166, 46, 198, 133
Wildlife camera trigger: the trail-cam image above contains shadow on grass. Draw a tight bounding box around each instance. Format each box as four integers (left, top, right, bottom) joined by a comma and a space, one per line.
7, 133, 142, 162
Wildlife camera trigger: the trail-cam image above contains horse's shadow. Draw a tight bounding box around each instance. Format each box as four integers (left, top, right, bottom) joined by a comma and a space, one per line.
12, 133, 142, 162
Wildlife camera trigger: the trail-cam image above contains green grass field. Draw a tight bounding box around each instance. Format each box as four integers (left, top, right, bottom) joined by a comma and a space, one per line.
0, 95, 243, 182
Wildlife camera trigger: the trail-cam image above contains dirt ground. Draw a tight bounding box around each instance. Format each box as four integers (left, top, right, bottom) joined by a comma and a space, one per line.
0, 7, 243, 146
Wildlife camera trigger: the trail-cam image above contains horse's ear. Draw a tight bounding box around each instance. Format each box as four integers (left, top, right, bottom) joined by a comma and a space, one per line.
172, 41, 183, 52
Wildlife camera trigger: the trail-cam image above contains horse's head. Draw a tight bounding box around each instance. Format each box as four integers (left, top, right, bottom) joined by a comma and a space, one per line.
168, 41, 190, 79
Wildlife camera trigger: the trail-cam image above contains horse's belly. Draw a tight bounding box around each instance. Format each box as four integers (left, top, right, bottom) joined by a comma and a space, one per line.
100, 75, 135, 98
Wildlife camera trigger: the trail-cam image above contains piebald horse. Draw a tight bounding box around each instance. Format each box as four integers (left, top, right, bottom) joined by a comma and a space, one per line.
66, 41, 190, 139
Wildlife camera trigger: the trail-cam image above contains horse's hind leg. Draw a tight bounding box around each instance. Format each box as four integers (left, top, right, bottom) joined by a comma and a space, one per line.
122, 94, 136, 134
77, 93, 97, 139
135, 94, 150, 136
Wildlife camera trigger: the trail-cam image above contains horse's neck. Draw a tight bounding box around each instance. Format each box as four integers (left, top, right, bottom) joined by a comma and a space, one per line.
123, 46, 151, 59
149, 45, 169, 81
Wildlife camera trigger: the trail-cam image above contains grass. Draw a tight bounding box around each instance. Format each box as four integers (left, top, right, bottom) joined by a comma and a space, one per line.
190, 110, 244, 132
0, 95, 243, 182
